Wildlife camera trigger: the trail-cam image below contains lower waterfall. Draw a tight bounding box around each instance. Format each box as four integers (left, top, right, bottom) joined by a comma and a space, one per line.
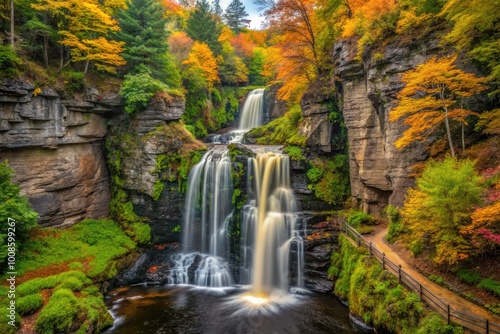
169, 147, 304, 297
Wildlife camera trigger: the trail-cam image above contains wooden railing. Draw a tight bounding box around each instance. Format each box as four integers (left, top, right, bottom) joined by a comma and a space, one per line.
341, 222, 500, 334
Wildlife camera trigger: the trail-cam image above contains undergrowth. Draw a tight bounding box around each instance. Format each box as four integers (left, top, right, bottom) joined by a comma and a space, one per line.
329, 235, 464, 333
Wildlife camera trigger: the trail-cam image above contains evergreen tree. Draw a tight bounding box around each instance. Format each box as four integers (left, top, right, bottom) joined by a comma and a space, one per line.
115, 0, 170, 80
213, 0, 223, 16
185, 0, 222, 55
224, 0, 248, 33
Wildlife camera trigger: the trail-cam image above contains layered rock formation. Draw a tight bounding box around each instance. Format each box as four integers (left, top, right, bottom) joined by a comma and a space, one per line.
333, 38, 437, 213
0, 80, 117, 227
106, 94, 205, 244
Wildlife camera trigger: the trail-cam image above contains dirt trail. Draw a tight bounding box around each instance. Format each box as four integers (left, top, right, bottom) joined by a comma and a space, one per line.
363, 228, 500, 330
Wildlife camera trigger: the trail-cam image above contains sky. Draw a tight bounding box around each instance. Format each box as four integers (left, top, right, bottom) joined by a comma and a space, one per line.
219, 0, 265, 30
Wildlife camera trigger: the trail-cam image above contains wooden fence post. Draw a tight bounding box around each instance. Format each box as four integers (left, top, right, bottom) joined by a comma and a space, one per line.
398, 265, 402, 283
357, 238, 361, 247
382, 253, 385, 269
486, 319, 489, 334
419, 284, 422, 301
447, 305, 450, 324
369, 242, 372, 258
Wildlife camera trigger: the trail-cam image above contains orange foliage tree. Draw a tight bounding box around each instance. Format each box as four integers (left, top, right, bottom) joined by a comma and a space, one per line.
257, 0, 320, 103
389, 56, 488, 157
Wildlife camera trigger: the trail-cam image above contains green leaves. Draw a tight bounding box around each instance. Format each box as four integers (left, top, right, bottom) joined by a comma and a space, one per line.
401, 156, 484, 265
120, 72, 168, 114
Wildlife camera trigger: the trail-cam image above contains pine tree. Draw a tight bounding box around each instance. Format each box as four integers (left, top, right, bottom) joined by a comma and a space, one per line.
185, 0, 222, 55
115, 0, 169, 79
224, 0, 248, 33
213, 0, 223, 16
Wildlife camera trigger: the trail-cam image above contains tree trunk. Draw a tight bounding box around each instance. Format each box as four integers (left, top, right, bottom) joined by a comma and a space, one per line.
444, 108, 455, 158
462, 123, 465, 155
83, 60, 90, 75
9, 0, 14, 48
43, 35, 49, 68
59, 44, 64, 71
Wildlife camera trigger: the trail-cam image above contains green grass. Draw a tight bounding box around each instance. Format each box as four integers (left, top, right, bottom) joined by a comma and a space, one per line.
19, 219, 136, 280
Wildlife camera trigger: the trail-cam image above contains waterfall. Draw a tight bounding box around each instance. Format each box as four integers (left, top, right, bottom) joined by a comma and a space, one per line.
240, 153, 303, 296
169, 88, 304, 298
210, 88, 265, 144
239, 88, 265, 131
169, 149, 234, 287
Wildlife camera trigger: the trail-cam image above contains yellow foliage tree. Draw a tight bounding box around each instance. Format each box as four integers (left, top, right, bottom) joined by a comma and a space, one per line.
183, 41, 220, 89
401, 157, 484, 266
389, 56, 488, 157
32, 0, 126, 73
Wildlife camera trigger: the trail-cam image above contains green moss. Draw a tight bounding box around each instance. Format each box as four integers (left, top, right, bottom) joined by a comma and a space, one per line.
307, 154, 350, 206
35, 288, 80, 334
283, 145, 306, 161
456, 268, 480, 285
153, 180, 165, 201
17, 294, 44, 316
248, 105, 307, 146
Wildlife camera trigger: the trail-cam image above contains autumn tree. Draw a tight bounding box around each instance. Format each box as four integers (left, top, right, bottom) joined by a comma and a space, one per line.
115, 0, 171, 80
217, 26, 248, 85
185, 0, 222, 55
401, 157, 484, 266
256, 0, 320, 102
441, 0, 500, 94
224, 0, 248, 33
389, 56, 488, 157
183, 41, 219, 89
31, 0, 126, 73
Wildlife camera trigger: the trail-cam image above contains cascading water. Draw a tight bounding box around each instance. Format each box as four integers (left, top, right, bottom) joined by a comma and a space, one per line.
170, 88, 304, 302
169, 149, 234, 287
211, 88, 265, 144
239, 88, 265, 130
240, 153, 304, 297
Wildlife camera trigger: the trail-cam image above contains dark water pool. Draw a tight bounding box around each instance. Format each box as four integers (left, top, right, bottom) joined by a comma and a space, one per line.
104, 285, 369, 334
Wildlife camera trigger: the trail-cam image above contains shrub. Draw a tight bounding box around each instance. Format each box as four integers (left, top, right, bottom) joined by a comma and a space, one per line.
429, 275, 444, 285
62, 71, 85, 94
415, 313, 463, 334
0, 162, 39, 271
348, 211, 377, 228
456, 268, 480, 285
307, 154, 350, 206
478, 278, 500, 296
0, 45, 21, 77
17, 294, 44, 316
385, 205, 407, 243
120, 72, 168, 114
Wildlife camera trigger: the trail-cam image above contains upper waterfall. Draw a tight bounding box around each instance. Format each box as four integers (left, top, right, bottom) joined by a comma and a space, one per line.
239, 88, 265, 131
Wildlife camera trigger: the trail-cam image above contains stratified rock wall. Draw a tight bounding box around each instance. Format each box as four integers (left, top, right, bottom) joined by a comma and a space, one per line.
334, 38, 438, 213
0, 79, 117, 227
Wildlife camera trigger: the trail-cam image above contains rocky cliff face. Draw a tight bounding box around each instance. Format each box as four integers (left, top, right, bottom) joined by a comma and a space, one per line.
0, 79, 117, 227
333, 38, 440, 214
106, 94, 205, 244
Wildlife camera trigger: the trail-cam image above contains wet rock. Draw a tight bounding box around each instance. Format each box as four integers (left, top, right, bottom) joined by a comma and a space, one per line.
303, 215, 342, 293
